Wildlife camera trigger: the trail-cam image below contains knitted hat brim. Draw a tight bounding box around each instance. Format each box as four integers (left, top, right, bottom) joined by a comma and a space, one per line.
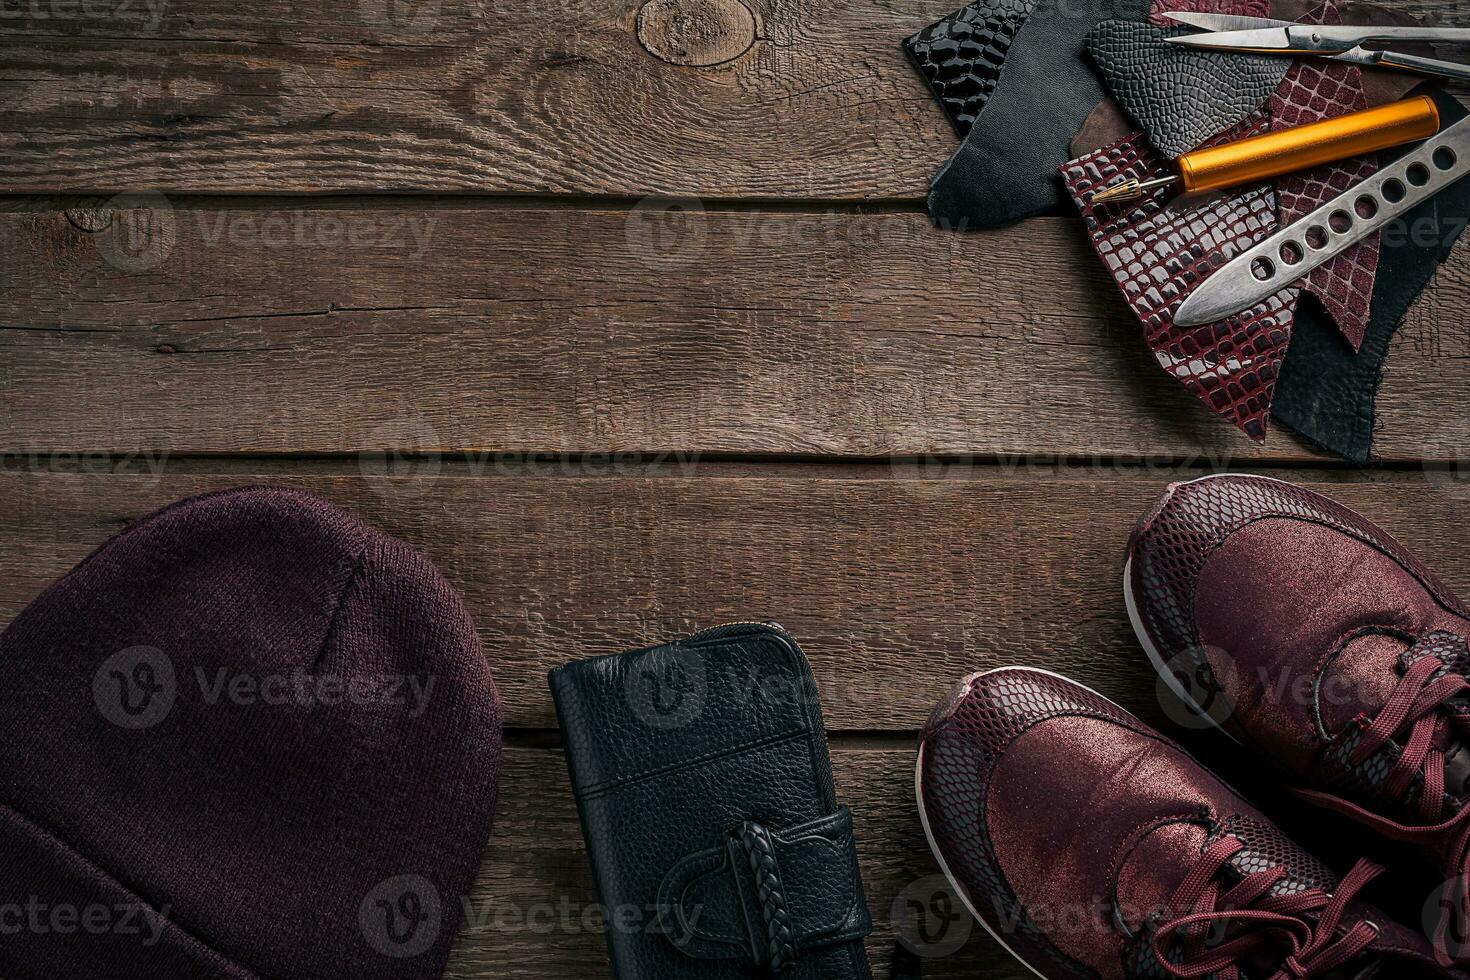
0, 800, 260, 979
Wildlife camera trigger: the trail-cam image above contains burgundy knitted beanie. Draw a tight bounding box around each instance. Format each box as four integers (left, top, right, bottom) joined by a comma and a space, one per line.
0, 486, 503, 980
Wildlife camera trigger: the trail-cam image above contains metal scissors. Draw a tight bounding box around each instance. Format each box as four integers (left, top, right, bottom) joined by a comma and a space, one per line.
1162, 12, 1470, 84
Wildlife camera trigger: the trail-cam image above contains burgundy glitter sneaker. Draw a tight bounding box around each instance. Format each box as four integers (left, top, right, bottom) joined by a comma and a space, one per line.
915, 667, 1456, 979
1126, 474, 1470, 963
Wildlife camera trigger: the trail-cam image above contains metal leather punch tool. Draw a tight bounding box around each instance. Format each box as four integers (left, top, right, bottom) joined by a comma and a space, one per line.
1175, 110, 1470, 326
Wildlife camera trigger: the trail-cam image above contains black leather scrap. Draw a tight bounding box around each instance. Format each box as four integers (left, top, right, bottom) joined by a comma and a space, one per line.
1086, 20, 1291, 158
927, 0, 1152, 230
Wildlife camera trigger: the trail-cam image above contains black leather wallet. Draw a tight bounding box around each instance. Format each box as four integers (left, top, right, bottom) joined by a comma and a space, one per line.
549, 622, 874, 979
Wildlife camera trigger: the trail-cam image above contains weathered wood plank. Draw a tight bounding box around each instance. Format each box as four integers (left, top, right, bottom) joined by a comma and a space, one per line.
1, 0, 1465, 196
0, 0, 958, 197
4, 469, 1469, 732
3, 206, 1468, 462
449, 745, 1035, 980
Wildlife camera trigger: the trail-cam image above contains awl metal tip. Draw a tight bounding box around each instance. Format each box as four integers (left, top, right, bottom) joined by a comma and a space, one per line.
1091, 179, 1146, 205
1091, 175, 1179, 206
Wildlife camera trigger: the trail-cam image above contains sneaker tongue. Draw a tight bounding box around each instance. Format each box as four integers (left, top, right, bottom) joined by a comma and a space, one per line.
1406, 635, 1470, 798
1324, 633, 1470, 799
1444, 742, 1470, 799
1116, 823, 1412, 980
1319, 633, 1411, 734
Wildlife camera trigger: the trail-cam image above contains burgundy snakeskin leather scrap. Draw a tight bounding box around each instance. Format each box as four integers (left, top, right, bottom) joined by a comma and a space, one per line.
1062, 122, 1298, 441
1268, 0, 1379, 351
1148, 0, 1269, 29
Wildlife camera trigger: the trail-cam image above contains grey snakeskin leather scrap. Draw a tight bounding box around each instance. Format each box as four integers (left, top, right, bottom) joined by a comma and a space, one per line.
1087, 21, 1290, 158
903, 0, 1037, 138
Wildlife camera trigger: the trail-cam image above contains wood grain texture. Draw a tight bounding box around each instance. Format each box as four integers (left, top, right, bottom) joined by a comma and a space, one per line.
447, 745, 1036, 980
2, 0, 1464, 196
4, 468, 1469, 733
0, 0, 958, 197
4, 205, 1469, 462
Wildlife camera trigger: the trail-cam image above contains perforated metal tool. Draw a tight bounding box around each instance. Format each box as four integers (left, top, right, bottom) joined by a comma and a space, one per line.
1175, 114, 1470, 327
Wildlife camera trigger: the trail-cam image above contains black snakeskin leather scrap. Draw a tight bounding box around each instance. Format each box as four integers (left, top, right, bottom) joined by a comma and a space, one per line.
903, 0, 1037, 138
1087, 20, 1289, 158
928, 0, 1153, 228
1062, 119, 1300, 441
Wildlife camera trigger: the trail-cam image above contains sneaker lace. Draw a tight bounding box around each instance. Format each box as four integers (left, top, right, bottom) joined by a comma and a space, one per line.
1293, 653, 1470, 966
1152, 837, 1382, 979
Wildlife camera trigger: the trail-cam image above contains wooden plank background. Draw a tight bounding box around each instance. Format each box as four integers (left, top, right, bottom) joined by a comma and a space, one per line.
5, 469, 1470, 731
4, 0, 1470, 976
1, 0, 1465, 196
3, 467, 1468, 979
2, 204, 1470, 462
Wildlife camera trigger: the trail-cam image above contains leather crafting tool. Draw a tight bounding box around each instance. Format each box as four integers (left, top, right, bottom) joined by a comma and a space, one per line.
1176, 113, 1470, 325
1092, 93, 1440, 203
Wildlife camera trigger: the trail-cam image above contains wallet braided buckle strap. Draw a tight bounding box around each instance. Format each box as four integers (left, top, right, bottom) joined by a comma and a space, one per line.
657, 806, 873, 973
738, 820, 799, 971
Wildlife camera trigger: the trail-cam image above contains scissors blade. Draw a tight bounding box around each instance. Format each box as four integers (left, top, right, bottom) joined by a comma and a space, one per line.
1159, 12, 1295, 31
1162, 25, 1298, 50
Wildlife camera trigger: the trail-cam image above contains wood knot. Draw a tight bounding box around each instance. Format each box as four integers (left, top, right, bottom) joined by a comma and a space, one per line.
635, 0, 756, 67
65, 209, 113, 234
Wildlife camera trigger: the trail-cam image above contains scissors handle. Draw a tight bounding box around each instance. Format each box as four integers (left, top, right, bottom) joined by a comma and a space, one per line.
1369, 49, 1470, 83
1294, 25, 1470, 46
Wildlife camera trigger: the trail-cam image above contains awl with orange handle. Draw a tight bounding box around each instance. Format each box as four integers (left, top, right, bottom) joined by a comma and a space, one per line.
1091, 94, 1441, 205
